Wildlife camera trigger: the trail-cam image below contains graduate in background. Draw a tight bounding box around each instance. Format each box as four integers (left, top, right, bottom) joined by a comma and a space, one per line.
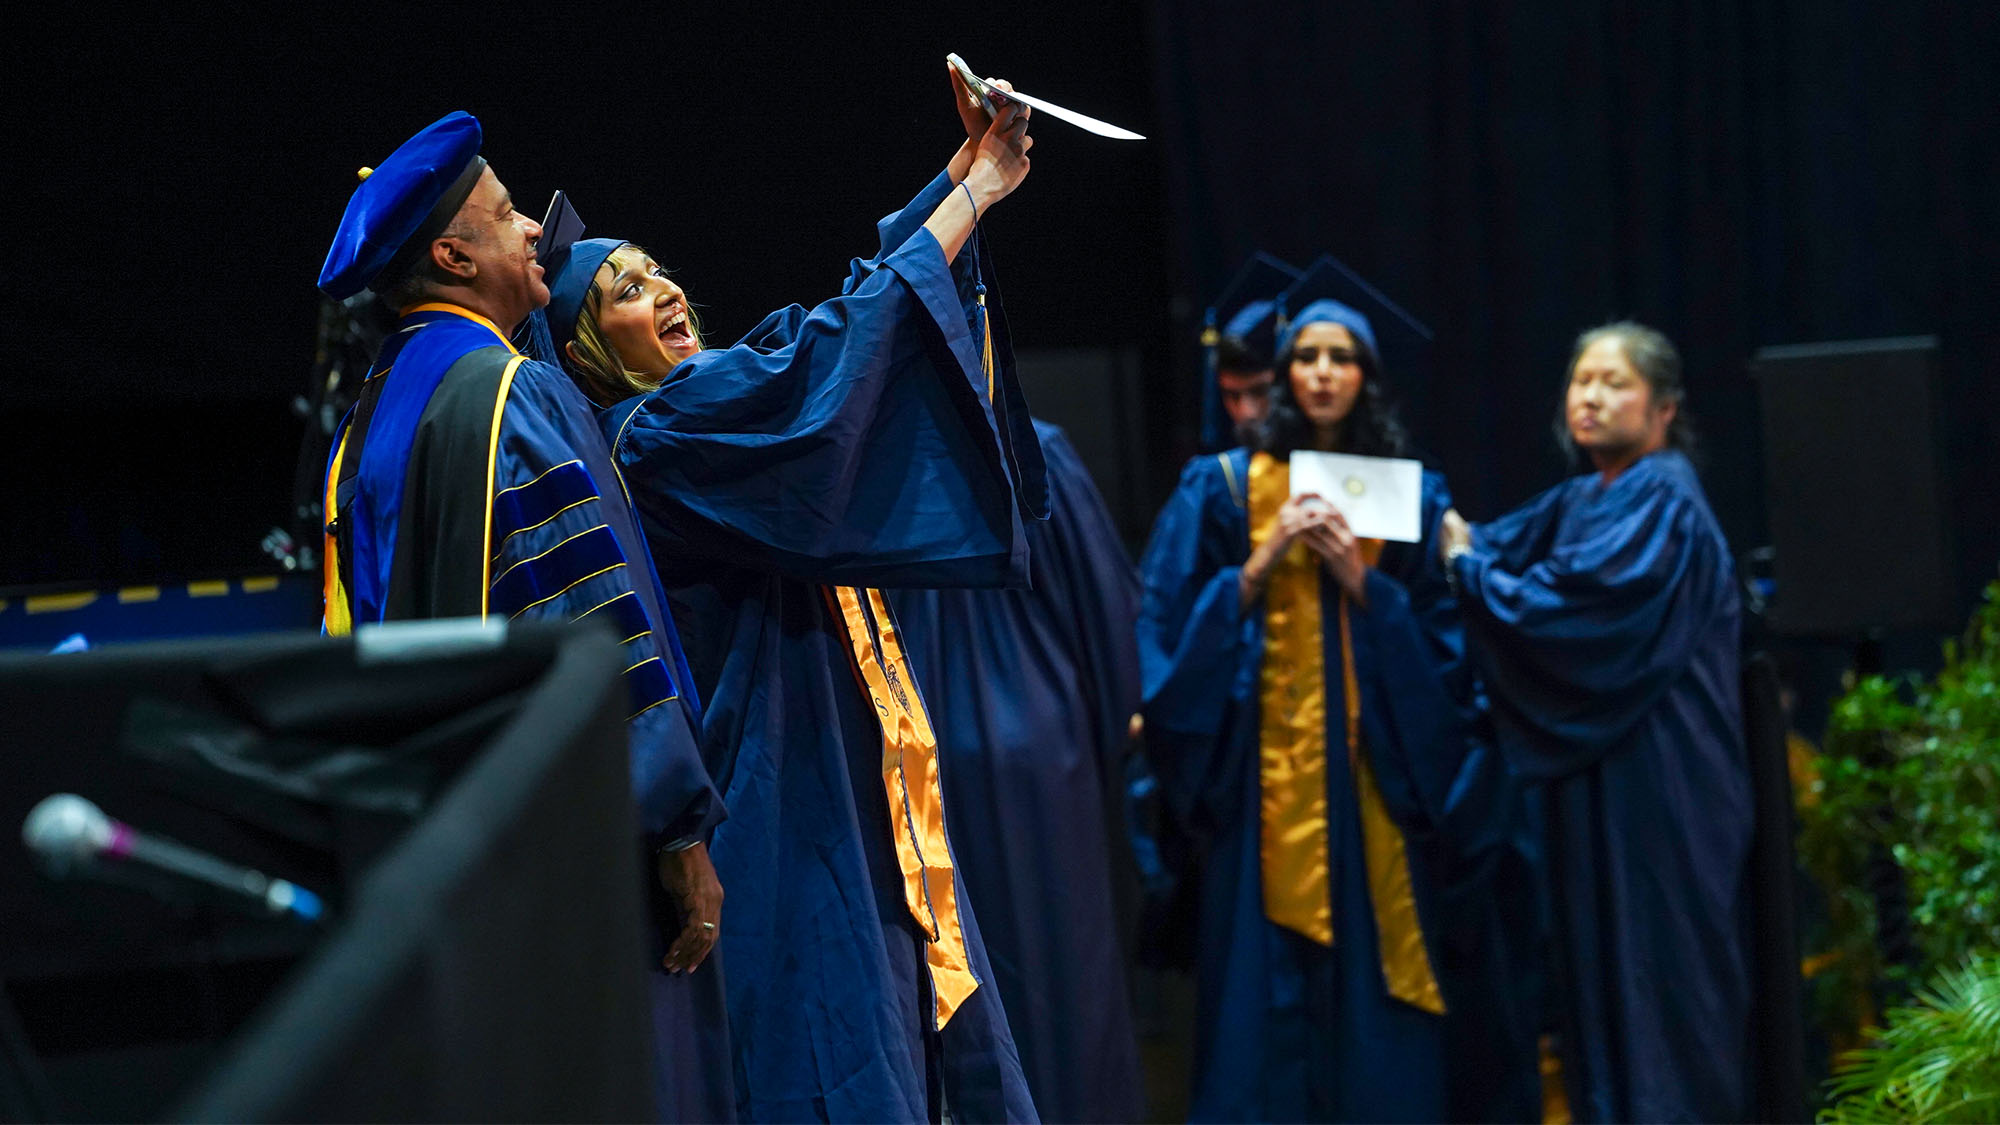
1137, 260, 1520, 1122
537, 71, 1043, 1123
315, 112, 730, 1122
1199, 253, 1302, 450
887, 420, 1146, 1125
1438, 321, 1752, 1123
1124, 253, 1307, 984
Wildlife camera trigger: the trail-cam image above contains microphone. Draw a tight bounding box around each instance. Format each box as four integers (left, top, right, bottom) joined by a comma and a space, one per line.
21, 794, 325, 923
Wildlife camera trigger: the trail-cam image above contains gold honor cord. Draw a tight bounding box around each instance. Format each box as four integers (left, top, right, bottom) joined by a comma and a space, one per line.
825, 586, 979, 1029
1247, 452, 1444, 1014
323, 431, 353, 636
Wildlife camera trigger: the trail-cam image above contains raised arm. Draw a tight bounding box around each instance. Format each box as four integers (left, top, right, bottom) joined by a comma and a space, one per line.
921, 76, 1033, 263
612, 224, 1045, 588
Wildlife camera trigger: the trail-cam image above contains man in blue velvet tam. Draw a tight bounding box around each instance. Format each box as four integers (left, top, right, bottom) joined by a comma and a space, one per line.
316, 111, 732, 1122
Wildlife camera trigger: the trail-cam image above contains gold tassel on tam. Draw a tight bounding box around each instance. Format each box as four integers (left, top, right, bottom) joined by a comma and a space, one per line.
1247, 451, 1444, 1014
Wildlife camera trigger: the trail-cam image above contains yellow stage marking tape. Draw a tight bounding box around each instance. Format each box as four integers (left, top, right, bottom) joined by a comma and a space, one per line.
26, 592, 98, 614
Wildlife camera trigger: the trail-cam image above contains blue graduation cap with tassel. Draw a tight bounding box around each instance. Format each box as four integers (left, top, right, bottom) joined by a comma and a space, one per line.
1272, 254, 1435, 397
1200, 253, 1304, 450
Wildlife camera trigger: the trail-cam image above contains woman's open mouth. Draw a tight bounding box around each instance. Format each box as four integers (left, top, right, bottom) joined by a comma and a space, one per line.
658, 307, 695, 350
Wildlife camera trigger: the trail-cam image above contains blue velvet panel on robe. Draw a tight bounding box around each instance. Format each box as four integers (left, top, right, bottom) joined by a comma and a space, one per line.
1136, 448, 1528, 1123
1454, 450, 1752, 1124
326, 308, 731, 1122
603, 173, 1043, 1123
887, 421, 1146, 1125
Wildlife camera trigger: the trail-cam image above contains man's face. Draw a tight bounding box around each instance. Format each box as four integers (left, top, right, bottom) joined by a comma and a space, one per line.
1217, 367, 1276, 431
442, 167, 548, 328
1565, 336, 1672, 458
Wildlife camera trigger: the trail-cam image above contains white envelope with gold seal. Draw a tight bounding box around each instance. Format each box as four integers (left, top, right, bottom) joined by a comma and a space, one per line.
1287, 451, 1425, 543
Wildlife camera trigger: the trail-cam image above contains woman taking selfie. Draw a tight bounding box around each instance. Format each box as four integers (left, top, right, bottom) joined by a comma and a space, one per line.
538, 71, 1043, 1124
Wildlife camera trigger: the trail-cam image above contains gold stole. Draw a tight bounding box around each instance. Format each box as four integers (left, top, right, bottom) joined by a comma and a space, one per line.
814, 252, 1000, 1029
824, 586, 979, 1029
1248, 451, 1445, 1015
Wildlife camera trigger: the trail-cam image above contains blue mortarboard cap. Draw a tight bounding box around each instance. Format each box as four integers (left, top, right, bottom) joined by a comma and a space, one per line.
1201, 253, 1303, 449
319, 111, 487, 300
1203, 253, 1304, 356
544, 233, 629, 360
1274, 254, 1433, 386
1221, 298, 1282, 351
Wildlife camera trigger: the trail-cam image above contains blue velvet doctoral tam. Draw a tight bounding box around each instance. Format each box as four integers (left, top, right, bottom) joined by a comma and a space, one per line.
1137, 450, 1524, 1123
601, 172, 1044, 1123
888, 420, 1146, 1125
1453, 449, 1752, 1124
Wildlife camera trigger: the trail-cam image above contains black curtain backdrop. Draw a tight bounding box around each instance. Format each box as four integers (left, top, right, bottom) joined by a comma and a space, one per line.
1147, 2, 2000, 620
0, 8, 1166, 587
4, 5, 1994, 615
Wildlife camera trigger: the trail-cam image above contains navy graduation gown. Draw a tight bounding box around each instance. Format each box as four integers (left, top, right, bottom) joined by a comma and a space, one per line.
322, 305, 731, 1122
603, 173, 1042, 1123
887, 420, 1146, 1125
1453, 449, 1752, 1123
1138, 448, 1519, 1123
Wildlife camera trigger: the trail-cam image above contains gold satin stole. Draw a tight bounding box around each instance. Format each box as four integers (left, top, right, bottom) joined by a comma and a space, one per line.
1248, 451, 1444, 1014
824, 586, 979, 1030
811, 266, 1001, 1030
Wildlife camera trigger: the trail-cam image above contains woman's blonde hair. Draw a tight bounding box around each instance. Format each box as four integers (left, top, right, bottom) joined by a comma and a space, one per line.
564, 243, 704, 406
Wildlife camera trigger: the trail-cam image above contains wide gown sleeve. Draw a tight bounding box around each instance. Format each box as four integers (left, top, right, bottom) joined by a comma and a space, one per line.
612, 222, 1045, 590
488, 364, 721, 842
1136, 457, 1252, 838
1348, 474, 1512, 860
1454, 474, 1718, 773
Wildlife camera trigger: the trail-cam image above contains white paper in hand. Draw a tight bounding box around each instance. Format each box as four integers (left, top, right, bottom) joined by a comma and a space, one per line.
1288, 452, 1425, 543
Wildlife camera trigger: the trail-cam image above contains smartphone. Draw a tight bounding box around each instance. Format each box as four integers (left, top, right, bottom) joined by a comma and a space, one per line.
946, 52, 1005, 119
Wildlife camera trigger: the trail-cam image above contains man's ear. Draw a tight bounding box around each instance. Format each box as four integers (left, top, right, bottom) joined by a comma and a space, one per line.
430, 236, 478, 282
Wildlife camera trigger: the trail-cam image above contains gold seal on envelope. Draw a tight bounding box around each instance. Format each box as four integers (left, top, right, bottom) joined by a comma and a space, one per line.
1344, 476, 1367, 497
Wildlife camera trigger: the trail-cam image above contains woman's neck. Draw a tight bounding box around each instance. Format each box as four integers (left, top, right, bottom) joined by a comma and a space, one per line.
1312, 422, 1344, 453
1590, 436, 1666, 485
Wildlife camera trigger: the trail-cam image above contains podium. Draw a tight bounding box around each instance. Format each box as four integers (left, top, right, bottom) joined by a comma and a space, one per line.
0, 622, 654, 1122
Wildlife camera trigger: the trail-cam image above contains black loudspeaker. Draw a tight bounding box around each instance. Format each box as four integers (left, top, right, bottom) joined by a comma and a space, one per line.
1751, 337, 1956, 637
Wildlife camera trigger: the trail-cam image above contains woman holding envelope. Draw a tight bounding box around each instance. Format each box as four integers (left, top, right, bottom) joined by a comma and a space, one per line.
1136, 286, 1532, 1122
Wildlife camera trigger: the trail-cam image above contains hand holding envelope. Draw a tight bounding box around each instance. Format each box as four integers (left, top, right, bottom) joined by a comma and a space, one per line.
1288, 451, 1426, 543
